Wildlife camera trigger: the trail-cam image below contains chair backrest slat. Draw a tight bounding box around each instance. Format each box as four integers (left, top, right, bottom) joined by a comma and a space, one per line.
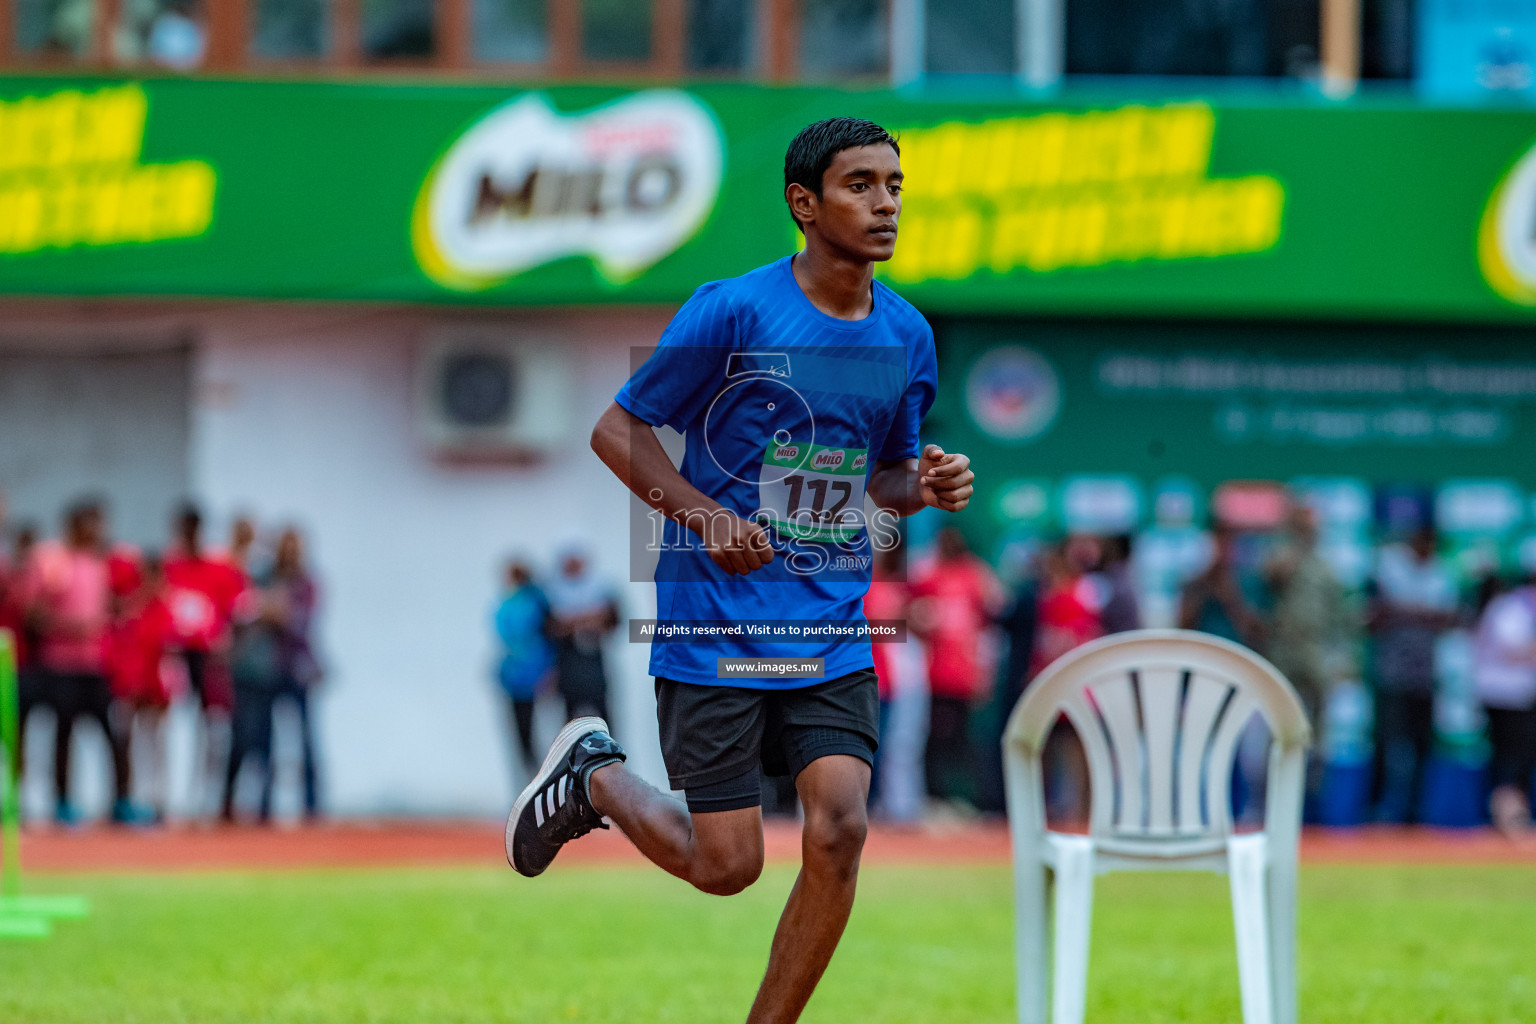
1177, 672, 1234, 833
1004, 630, 1312, 849
1138, 666, 1183, 835
1089, 671, 1144, 833
1203, 689, 1259, 835
1060, 692, 1119, 835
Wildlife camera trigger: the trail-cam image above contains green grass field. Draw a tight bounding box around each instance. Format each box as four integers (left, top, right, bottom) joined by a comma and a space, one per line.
2, 861, 1533, 1023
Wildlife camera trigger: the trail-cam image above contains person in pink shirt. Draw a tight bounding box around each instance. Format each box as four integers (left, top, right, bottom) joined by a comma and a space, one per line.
21, 499, 137, 824
910, 527, 1002, 808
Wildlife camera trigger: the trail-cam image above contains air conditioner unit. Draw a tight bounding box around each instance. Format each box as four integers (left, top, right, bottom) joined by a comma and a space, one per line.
416, 329, 571, 460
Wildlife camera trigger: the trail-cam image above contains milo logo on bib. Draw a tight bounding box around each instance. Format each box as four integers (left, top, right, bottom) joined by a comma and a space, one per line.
758, 441, 869, 543
813, 449, 845, 470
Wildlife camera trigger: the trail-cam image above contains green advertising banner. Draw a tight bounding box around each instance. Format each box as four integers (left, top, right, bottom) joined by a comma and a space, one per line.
934, 317, 1536, 559
3, 75, 1536, 321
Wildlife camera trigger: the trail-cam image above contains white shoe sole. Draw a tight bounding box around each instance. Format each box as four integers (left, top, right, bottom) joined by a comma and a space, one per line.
505, 716, 610, 869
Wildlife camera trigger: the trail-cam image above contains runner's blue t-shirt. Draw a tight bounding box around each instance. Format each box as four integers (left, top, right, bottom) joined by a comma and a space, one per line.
615, 255, 937, 689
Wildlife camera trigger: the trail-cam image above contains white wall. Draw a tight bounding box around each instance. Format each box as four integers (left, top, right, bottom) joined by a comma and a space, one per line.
188, 306, 674, 815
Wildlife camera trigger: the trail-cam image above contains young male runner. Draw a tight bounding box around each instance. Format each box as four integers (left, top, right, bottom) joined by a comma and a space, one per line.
506, 117, 975, 1024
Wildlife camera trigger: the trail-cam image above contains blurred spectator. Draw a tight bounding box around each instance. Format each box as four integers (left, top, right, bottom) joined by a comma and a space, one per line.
862, 535, 910, 812
165, 504, 244, 813
5, 523, 42, 778
21, 499, 138, 824
1183, 521, 1271, 822
1366, 527, 1459, 824
269, 527, 323, 819
0, 498, 36, 783
545, 542, 620, 722
1179, 522, 1264, 648
1032, 539, 1103, 823
975, 550, 1040, 815
493, 558, 554, 781
1471, 573, 1536, 838
1032, 537, 1105, 675
1264, 505, 1353, 724
110, 554, 178, 822
223, 527, 322, 823
1097, 534, 1142, 634
226, 514, 259, 576
1265, 504, 1357, 816
994, 551, 1040, 713
910, 527, 1002, 810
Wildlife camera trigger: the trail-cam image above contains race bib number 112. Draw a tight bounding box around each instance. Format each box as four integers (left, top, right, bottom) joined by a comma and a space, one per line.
758, 441, 868, 543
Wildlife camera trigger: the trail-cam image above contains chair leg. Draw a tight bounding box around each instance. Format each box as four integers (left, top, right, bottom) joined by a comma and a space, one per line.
1228, 834, 1273, 1024
1015, 860, 1051, 1024
1267, 848, 1299, 1024
1050, 836, 1095, 1024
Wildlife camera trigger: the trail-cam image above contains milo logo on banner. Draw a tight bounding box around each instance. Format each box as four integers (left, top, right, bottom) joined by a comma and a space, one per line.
412, 91, 723, 291
813, 449, 846, 470
1481, 140, 1536, 304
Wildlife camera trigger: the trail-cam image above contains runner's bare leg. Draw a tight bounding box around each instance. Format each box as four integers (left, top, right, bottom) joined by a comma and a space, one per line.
745, 754, 870, 1024
588, 763, 765, 895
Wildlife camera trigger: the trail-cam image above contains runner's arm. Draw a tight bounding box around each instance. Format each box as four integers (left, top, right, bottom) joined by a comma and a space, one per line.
591, 402, 774, 576
869, 444, 974, 516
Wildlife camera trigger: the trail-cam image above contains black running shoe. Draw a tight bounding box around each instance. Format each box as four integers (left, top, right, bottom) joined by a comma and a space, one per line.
505, 717, 626, 877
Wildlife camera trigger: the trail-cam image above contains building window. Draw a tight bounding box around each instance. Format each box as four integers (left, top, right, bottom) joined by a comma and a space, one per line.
473, 0, 547, 62
116, 1, 208, 70
15, 0, 97, 59
1065, 0, 1318, 77
800, 0, 887, 78
253, 0, 330, 59
924, 0, 1013, 75
687, 0, 754, 72
364, 0, 435, 59
583, 0, 652, 62
1361, 0, 1412, 79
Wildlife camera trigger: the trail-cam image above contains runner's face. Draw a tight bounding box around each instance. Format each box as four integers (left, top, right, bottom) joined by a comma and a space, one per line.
813, 144, 902, 261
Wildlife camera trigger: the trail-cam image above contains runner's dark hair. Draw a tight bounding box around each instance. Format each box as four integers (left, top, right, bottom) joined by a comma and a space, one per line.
784, 118, 899, 231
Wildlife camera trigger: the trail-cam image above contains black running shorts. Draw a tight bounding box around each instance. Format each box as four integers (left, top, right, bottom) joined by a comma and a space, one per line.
655, 668, 879, 814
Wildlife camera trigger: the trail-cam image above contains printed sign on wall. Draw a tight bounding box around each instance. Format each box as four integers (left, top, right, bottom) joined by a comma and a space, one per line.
0, 83, 216, 256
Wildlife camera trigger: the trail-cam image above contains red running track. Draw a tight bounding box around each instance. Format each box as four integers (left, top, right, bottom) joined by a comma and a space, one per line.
11, 821, 1535, 874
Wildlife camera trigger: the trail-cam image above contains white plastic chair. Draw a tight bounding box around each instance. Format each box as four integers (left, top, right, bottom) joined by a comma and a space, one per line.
1002, 629, 1312, 1024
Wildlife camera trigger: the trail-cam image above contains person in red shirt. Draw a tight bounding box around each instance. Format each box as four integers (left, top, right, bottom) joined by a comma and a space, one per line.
909, 527, 1002, 809
862, 537, 910, 812
0, 513, 37, 783
0, 518, 32, 683
1030, 538, 1106, 826
20, 499, 138, 824
1030, 537, 1106, 677
111, 554, 179, 822
164, 504, 247, 816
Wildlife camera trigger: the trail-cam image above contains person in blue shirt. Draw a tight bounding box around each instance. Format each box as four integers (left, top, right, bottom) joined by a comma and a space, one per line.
493, 559, 554, 781
505, 118, 975, 1024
